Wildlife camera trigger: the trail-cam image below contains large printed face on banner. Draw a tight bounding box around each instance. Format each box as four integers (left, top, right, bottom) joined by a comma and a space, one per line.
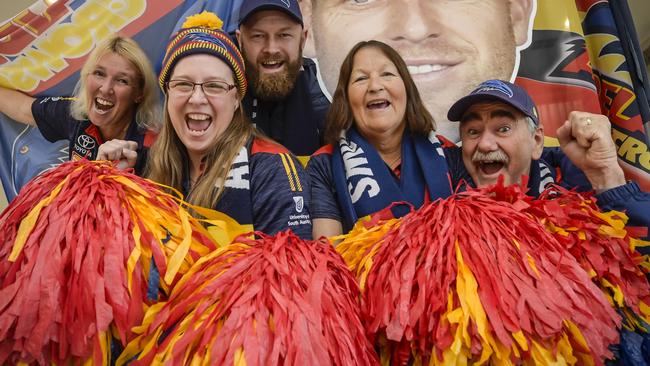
301, 0, 535, 141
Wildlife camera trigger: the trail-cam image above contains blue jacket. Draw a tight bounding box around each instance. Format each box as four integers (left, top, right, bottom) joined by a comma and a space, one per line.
242, 57, 330, 158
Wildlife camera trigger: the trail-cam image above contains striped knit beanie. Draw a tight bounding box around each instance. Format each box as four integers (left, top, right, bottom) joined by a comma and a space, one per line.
159, 11, 247, 97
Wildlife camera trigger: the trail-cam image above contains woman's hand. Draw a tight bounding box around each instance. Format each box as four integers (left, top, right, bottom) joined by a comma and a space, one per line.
97, 139, 139, 170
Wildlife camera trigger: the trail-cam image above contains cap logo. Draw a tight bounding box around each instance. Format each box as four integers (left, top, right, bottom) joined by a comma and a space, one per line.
472, 79, 513, 98
280, 0, 290, 7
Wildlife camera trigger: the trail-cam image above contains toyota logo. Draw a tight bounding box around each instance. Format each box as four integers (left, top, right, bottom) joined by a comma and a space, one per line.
77, 134, 96, 150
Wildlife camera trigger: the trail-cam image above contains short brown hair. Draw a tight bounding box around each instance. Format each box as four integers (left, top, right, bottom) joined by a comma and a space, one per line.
323, 40, 435, 144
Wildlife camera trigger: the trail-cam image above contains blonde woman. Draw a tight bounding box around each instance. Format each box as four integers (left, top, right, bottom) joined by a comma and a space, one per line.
102, 12, 312, 238
0, 34, 160, 174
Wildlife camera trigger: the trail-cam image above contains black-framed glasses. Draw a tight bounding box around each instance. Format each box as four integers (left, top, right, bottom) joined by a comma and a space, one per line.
166, 79, 236, 97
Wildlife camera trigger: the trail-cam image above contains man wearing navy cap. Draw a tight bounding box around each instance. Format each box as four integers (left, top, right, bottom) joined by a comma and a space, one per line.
236, 0, 330, 160
447, 79, 650, 243
447, 79, 627, 193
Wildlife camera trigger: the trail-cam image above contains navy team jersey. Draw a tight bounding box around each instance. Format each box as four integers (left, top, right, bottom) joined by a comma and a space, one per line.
305, 144, 341, 222
182, 137, 313, 239
31, 96, 152, 175
240, 138, 312, 239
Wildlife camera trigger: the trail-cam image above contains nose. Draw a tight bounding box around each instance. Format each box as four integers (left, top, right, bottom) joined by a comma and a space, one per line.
388, 0, 441, 43
262, 36, 280, 55
367, 75, 385, 93
188, 84, 208, 103
98, 78, 114, 94
476, 130, 498, 152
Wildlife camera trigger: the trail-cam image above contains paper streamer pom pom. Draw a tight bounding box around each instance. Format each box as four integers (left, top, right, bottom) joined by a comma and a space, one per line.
182, 11, 223, 30
339, 184, 626, 365
0, 160, 218, 365
119, 231, 379, 366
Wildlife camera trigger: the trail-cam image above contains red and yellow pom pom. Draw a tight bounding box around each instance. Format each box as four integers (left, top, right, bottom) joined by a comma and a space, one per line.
182, 11, 223, 30
119, 231, 379, 366
0, 160, 218, 365
487, 183, 650, 326
336, 183, 643, 365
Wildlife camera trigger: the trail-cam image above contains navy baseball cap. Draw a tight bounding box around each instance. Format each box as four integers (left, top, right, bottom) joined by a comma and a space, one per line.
238, 0, 303, 27
447, 79, 540, 125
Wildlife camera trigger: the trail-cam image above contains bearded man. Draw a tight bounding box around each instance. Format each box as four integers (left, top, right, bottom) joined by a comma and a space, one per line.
236, 0, 330, 159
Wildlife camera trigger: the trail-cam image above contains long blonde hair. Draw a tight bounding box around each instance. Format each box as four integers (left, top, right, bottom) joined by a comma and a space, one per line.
145, 97, 254, 210
71, 34, 161, 132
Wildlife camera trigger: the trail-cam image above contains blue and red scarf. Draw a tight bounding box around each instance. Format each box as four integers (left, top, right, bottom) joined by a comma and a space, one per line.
331, 127, 452, 231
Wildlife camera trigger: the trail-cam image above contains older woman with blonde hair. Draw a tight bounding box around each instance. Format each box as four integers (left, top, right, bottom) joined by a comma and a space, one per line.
0, 34, 160, 174
102, 12, 312, 238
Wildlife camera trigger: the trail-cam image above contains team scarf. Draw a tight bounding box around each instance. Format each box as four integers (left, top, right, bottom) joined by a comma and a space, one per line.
182, 139, 255, 235
331, 127, 452, 231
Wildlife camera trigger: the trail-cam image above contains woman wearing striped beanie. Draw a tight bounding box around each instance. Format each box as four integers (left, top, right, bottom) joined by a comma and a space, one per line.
101, 12, 312, 238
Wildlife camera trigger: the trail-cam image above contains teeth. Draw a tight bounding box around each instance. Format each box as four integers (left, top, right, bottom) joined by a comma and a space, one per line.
263, 60, 282, 66
187, 113, 210, 120
95, 97, 113, 107
407, 64, 446, 75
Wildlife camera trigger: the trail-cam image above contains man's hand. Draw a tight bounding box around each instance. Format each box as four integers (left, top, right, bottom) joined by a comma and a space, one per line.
556, 111, 625, 193
97, 139, 139, 170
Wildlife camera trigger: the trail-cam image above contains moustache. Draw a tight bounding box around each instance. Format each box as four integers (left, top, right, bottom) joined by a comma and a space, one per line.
471, 150, 509, 164
258, 53, 286, 64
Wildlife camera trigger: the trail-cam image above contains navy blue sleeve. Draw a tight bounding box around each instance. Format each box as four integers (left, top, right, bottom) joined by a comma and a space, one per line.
595, 181, 650, 250
250, 151, 313, 239
443, 145, 473, 190
541, 147, 592, 191
303, 57, 330, 136
306, 152, 342, 221
31, 97, 77, 142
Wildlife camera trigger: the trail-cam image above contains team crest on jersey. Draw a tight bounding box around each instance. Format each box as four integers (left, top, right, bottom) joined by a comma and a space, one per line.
293, 196, 304, 213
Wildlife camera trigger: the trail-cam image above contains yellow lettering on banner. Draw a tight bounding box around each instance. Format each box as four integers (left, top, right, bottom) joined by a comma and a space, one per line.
0, 0, 146, 91
1, 57, 42, 90
612, 129, 627, 146
614, 130, 650, 172
23, 48, 67, 76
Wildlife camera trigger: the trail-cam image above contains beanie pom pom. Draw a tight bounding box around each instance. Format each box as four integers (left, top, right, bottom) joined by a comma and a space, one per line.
182, 11, 224, 30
